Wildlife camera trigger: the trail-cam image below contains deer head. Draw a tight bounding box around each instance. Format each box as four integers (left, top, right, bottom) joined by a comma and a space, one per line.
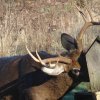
26, 6, 100, 76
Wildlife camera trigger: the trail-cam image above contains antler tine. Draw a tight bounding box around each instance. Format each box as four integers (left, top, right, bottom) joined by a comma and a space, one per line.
26, 45, 46, 66
36, 50, 46, 66
75, 5, 87, 22
26, 46, 72, 66
57, 51, 61, 57
86, 7, 94, 22
75, 4, 100, 54
26, 45, 40, 63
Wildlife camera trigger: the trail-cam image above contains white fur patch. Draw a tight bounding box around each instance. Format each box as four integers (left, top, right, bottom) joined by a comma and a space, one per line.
41, 66, 64, 76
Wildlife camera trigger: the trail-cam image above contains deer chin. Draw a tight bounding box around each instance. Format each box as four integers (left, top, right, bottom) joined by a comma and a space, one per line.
41, 66, 64, 76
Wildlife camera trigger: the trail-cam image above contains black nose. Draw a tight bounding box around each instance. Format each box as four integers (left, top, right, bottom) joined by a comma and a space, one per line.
71, 68, 80, 76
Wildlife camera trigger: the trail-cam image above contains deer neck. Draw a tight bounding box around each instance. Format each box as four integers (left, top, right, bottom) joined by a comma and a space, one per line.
31, 73, 73, 100
48, 73, 73, 96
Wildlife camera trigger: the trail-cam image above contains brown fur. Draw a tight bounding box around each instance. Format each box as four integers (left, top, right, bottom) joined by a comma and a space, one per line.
0, 52, 80, 100
23, 74, 73, 100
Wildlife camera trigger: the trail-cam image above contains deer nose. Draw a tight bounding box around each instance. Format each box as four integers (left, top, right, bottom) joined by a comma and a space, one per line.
71, 68, 80, 76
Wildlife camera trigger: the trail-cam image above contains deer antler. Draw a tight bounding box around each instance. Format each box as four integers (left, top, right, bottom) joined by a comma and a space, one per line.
75, 5, 100, 54
26, 46, 72, 67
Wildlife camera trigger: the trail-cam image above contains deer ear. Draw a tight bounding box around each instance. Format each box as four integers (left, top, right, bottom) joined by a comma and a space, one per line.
61, 33, 78, 52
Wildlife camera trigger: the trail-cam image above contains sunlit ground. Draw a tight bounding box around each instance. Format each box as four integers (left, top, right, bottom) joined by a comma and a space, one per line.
63, 82, 90, 100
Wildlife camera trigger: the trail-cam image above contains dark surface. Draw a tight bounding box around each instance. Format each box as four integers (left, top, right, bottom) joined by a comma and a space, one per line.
74, 92, 96, 100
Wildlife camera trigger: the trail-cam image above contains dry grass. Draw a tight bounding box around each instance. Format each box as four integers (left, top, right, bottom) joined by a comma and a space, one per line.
0, 0, 100, 56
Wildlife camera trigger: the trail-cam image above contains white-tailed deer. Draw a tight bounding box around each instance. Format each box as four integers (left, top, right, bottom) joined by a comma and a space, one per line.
26, 6, 100, 76
0, 6, 100, 100
18, 6, 99, 100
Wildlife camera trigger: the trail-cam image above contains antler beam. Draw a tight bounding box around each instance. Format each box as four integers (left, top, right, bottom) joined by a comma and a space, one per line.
75, 6, 100, 54
26, 46, 72, 67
